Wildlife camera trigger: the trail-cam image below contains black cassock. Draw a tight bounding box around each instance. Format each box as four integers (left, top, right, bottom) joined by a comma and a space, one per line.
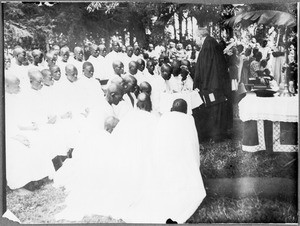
192, 35, 232, 142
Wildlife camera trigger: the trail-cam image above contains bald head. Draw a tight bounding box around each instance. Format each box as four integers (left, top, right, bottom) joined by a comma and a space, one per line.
128, 61, 138, 75
13, 47, 26, 65
60, 46, 70, 55
161, 63, 172, 80
46, 52, 56, 67
137, 92, 152, 112
28, 69, 43, 90
139, 81, 152, 95
41, 69, 54, 86
123, 75, 137, 93
28, 68, 42, 80
112, 60, 124, 76
65, 64, 78, 82
50, 65, 61, 81
74, 46, 83, 61
112, 41, 120, 52
137, 58, 145, 71
98, 44, 106, 57
106, 82, 124, 105
104, 116, 120, 133
171, 98, 187, 114
13, 47, 25, 58
89, 44, 100, 58
31, 49, 43, 65
171, 59, 181, 77
133, 45, 140, 56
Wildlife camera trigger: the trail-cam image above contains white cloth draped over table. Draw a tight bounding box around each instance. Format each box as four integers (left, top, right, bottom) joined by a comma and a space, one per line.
239, 92, 298, 152
239, 93, 298, 123
55, 110, 206, 224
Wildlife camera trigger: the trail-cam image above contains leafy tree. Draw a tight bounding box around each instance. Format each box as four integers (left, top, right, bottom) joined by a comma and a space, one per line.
4, 2, 55, 51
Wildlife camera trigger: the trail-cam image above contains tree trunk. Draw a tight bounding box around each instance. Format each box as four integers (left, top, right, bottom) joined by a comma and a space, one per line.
191, 16, 194, 41
128, 24, 134, 46
121, 31, 126, 46
185, 15, 188, 40
105, 34, 110, 52
173, 15, 177, 41
178, 10, 183, 43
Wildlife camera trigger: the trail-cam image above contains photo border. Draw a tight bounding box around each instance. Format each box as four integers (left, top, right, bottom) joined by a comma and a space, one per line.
1, 0, 299, 225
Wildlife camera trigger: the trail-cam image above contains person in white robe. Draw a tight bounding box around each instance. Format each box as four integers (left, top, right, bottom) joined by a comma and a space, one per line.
131, 45, 142, 61
55, 92, 158, 222
120, 98, 206, 223
93, 44, 108, 82
151, 63, 177, 114
27, 49, 44, 70
112, 74, 137, 120
56, 46, 70, 82
105, 60, 125, 90
5, 71, 55, 190
86, 44, 102, 80
68, 46, 84, 78
122, 45, 134, 73
53, 82, 124, 191
177, 60, 194, 92
105, 41, 122, 76
8, 46, 30, 91
135, 58, 153, 86
44, 52, 57, 70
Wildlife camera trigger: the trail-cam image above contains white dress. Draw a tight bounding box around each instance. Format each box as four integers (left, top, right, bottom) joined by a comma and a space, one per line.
121, 111, 206, 223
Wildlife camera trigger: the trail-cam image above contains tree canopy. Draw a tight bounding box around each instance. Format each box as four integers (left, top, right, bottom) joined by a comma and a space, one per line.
3, 2, 297, 51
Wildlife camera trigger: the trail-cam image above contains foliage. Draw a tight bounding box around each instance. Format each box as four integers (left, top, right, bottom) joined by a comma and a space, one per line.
4, 2, 55, 50
3, 2, 297, 51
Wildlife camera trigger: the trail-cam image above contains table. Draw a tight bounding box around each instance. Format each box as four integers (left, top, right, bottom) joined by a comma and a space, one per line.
238, 92, 298, 152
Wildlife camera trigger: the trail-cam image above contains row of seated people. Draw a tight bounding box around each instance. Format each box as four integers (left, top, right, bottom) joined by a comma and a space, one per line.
5, 66, 206, 223
7, 45, 201, 116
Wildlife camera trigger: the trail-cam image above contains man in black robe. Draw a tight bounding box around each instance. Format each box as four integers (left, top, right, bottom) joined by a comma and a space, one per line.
192, 27, 232, 142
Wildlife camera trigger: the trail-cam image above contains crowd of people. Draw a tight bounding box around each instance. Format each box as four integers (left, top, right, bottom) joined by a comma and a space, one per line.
4, 24, 297, 223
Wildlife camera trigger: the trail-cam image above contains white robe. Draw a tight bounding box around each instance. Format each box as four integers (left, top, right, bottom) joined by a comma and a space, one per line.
55, 109, 158, 221
121, 111, 206, 223
7, 64, 30, 92
134, 70, 154, 86
112, 92, 135, 120
5, 91, 55, 189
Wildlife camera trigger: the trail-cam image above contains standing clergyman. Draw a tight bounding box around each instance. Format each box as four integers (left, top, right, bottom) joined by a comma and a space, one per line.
192, 27, 232, 142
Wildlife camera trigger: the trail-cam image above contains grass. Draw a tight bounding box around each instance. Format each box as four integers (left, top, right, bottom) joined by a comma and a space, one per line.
5, 105, 298, 223
200, 138, 297, 179
187, 195, 298, 223
6, 180, 297, 224
6, 183, 124, 224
